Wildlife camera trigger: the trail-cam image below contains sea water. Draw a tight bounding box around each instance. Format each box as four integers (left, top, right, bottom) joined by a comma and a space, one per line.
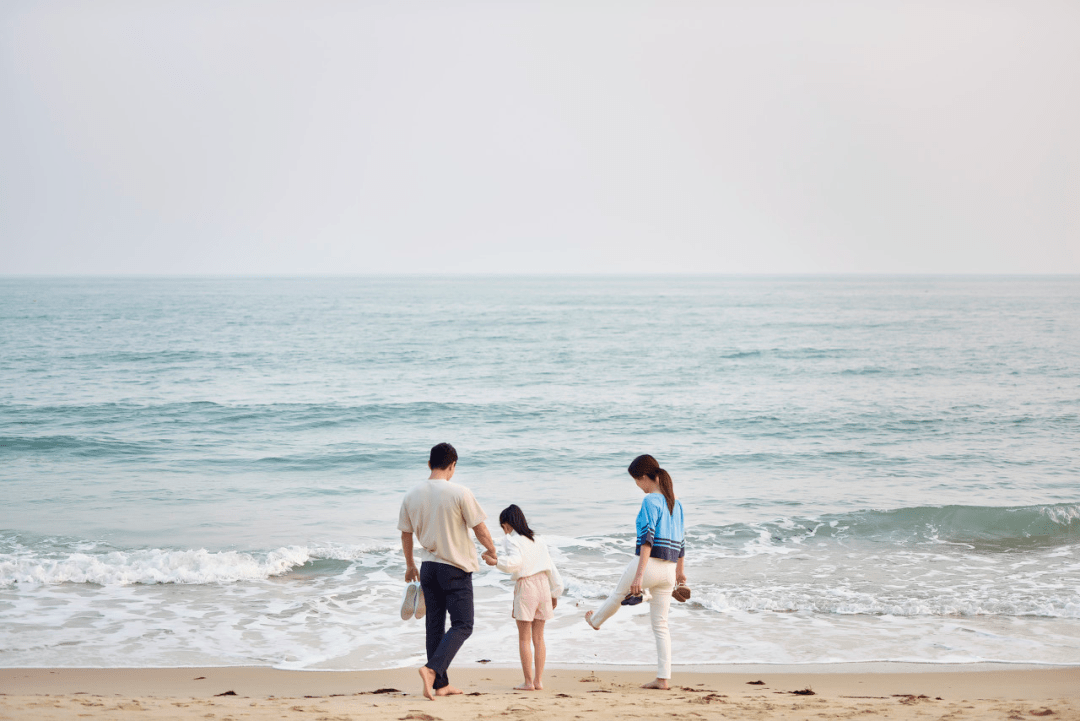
1, 276, 1078, 670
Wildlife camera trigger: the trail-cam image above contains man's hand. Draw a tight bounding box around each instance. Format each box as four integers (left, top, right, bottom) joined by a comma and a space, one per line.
401, 532, 419, 582
472, 523, 498, 566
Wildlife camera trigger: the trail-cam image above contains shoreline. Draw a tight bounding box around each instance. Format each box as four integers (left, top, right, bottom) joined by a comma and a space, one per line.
4, 660, 1074, 674
4, 665, 1078, 720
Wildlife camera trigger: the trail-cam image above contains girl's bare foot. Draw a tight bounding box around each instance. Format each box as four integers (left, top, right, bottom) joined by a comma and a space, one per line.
435, 685, 462, 696
584, 611, 599, 630
533, 680, 543, 690
642, 678, 670, 690
514, 682, 535, 691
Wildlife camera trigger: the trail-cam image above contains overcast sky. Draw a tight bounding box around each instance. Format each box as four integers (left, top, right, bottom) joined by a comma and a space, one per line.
2, 0, 1078, 275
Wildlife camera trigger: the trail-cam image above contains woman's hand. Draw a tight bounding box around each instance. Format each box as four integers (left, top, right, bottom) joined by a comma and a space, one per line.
552, 597, 558, 609
632, 544, 651, 597
676, 570, 687, 585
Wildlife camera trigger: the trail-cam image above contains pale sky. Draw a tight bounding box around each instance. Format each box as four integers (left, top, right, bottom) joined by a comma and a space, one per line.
2, 0, 1078, 275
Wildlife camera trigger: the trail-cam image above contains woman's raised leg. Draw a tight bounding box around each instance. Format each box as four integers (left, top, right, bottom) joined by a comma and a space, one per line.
585, 558, 637, 629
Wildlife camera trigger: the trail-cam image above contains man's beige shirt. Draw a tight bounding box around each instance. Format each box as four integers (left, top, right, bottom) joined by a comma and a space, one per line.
398, 478, 487, 573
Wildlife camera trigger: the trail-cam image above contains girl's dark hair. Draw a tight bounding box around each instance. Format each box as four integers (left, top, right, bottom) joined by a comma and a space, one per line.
499, 504, 535, 541
628, 454, 676, 514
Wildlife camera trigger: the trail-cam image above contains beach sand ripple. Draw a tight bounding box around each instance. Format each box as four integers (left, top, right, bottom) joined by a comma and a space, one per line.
2, 667, 1078, 721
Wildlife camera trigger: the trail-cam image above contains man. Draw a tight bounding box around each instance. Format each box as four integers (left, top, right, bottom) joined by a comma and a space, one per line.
398, 442, 498, 700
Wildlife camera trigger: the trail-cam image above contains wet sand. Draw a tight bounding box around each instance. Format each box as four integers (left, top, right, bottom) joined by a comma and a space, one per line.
2, 665, 1078, 720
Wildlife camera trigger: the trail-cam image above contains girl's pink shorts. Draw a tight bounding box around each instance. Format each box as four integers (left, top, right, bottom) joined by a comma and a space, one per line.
513, 572, 554, 622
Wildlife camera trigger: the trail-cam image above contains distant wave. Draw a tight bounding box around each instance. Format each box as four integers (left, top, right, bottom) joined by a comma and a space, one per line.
693, 503, 1080, 552
0, 542, 391, 587
3, 504, 1077, 587
0, 435, 155, 457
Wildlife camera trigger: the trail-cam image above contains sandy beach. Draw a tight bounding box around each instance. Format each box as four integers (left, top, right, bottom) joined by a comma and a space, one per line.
2, 665, 1077, 720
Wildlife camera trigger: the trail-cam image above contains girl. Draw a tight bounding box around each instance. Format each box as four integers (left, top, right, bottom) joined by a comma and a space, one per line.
496, 504, 564, 691
585, 454, 687, 690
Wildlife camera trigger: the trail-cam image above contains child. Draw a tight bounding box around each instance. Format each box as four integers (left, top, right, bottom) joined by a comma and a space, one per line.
496, 504, 564, 691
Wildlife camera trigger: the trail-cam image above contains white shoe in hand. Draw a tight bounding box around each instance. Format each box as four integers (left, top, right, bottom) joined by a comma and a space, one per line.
414, 587, 426, 619
400, 582, 420, 621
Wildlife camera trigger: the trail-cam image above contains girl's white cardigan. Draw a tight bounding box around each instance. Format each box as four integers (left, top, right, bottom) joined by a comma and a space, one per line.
496, 530, 565, 598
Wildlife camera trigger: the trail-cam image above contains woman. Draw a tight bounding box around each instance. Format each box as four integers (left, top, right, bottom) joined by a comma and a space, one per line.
585, 454, 687, 689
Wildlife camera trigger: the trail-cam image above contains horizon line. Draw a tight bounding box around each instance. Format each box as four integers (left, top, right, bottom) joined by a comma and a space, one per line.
3, 271, 1080, 279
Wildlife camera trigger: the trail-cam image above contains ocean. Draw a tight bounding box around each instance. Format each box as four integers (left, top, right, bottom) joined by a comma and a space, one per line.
1, 276, 1078, 670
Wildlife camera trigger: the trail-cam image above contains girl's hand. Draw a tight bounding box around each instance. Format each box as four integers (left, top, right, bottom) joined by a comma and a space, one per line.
552, 597, 558, 609
630, 577, 644, 596
676, 571, 687, 585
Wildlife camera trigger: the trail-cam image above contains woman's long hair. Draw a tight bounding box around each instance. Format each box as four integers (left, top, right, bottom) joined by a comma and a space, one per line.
628, 454, 676, 514
499, 504, 536, 541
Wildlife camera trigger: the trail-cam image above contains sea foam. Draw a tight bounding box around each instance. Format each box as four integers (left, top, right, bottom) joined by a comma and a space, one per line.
0, 543, 390, 586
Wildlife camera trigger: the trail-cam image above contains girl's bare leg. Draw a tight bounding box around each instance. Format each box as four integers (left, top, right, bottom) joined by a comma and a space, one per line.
515, 620, 535, 690
531, 620, 546, 689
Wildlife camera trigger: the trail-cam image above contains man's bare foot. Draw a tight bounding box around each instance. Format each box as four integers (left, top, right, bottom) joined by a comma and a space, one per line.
418, 666, 436, 700
514, 682, 535, 691
641, 678, 670, 690
584, 611, 599, 630
435, 685, 463, 697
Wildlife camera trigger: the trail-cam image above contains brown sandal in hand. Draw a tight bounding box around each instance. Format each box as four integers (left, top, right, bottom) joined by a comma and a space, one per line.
672, 583, 691, 602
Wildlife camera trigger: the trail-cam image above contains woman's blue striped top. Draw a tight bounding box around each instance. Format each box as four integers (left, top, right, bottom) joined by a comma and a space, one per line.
635, 492, 685, 561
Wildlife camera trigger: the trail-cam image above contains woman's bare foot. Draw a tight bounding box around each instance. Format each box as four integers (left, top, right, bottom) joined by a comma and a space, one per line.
435, 685, 463, 696
584, 611, 599, 630
418, 667, 436, 700
642, 678, 670, 690
514, 682, 535, 691
533, 680, 543, 690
